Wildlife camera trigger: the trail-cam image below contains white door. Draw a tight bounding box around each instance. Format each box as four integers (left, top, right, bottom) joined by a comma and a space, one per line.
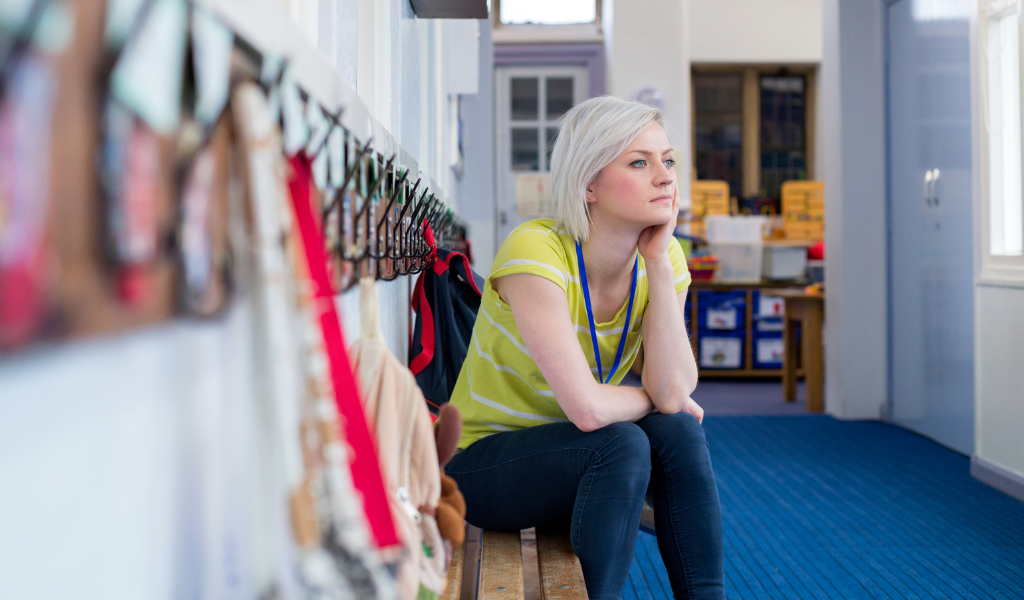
495, 66, 589, 243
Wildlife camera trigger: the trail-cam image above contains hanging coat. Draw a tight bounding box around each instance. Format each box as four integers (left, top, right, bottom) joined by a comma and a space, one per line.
350, 278, 447, 600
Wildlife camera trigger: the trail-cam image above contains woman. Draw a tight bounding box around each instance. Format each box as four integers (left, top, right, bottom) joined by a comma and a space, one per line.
446, 96, 724, 600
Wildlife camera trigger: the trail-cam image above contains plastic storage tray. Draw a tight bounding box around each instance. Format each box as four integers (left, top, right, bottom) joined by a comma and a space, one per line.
700, 333, 745, 369
697, 290, 746, 332
709, 242, 764, 283
752, 290, 785, 332
762, 245, 808, 280
753, 332, 784, 369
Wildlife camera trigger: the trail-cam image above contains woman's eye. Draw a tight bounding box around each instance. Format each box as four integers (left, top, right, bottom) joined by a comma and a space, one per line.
631, 159, 647, 167
664, 158, 676, 167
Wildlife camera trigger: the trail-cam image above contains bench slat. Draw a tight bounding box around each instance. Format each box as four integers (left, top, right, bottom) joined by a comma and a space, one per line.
479, 530, 525, 600
535, 527, 587, 600
640, 501, 656, 535
441, 537, 466, 600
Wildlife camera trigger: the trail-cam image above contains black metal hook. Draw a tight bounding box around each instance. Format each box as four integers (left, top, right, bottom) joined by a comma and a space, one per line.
322, 138, 373, 221
308, 107, 344, 160
370, 167, 409, 261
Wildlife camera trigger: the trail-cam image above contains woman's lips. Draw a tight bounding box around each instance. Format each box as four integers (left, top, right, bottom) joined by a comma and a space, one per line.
651, 194, 672, 203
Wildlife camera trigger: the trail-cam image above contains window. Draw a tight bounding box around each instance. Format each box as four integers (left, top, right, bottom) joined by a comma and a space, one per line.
979, 0, 1024, 281
692, 67, 815, 208
507, 75, 578, 172
693, 73, 743, 199
498, 0, 598, 25
985, 5, 1024, 257
760, 75, 807, 200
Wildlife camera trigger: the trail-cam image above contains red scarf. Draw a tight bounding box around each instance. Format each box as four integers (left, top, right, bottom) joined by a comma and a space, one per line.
287, 155, 400, 550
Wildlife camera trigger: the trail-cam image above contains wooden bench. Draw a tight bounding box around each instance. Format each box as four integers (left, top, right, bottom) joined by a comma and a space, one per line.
442, 524, 588, 600
442, 503, 656, 600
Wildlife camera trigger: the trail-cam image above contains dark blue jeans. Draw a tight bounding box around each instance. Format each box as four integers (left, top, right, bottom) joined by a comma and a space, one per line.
445, 412, 725, 600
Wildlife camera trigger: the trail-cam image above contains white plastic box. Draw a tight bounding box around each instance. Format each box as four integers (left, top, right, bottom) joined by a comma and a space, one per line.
705, 216, 766, 283
762, 244, 808, 280
704, 215, 767, 243
709, 242, 764, 282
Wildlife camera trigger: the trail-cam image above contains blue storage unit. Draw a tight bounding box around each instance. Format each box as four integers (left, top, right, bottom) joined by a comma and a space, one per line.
697, 290, 746, 333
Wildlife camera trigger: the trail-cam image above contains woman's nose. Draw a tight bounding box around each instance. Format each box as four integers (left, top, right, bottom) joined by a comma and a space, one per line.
655, 161, 675, 187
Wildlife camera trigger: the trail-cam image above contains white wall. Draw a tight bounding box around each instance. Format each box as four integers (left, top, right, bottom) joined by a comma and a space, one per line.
820, 0, 889, 420
971, 1, 1024, 490
690, 0, 823, 64
974, 285, 1024, 478
459, 21, 498, 273
605, 0, 692, 202
0, 305, 263, 599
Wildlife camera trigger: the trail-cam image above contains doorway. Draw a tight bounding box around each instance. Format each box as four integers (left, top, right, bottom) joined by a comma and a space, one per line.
494, 65, 589, 243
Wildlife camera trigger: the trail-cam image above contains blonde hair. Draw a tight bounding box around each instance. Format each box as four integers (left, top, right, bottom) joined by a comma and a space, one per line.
549, 96, 663, 242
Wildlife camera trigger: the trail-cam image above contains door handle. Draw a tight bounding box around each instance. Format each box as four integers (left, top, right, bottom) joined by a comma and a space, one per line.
922, 169, 940, 206
924, 169, 934, 206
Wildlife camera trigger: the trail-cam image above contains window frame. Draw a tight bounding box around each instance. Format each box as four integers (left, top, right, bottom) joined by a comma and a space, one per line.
690, 64, 818, 202
978, 0, 1024, 283
492, 0, 604, 44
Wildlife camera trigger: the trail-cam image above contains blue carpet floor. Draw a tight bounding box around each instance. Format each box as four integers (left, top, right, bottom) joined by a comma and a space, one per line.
622, 416, 1024, 600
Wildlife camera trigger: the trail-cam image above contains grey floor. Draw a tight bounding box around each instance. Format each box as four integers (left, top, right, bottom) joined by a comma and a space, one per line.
620, 373, 810, 416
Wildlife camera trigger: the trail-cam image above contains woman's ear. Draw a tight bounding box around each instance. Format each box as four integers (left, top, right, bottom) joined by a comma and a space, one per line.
586, 180, 598, 204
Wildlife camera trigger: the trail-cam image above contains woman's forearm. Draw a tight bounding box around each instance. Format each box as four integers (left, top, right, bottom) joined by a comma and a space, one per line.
563, 381, 655, 432
640, 259, 698, 412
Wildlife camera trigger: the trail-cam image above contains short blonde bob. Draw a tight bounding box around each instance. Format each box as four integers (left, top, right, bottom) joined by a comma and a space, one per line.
549, 96, 663, 242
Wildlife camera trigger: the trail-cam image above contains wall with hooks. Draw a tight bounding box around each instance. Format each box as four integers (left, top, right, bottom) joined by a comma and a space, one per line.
0, 0, 485, 596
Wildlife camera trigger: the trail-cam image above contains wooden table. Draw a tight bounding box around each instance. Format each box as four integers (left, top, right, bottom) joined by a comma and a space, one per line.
772, 290, 825, 412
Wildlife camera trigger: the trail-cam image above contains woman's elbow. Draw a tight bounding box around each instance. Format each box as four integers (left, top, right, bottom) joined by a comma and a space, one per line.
568, 408, 604, 433
650, 386, 691, 414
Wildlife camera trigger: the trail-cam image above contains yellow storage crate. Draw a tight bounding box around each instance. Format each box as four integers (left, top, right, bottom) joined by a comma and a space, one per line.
690, 180, 731, 239
692, 181, 731, 217
781, 181, 825, 241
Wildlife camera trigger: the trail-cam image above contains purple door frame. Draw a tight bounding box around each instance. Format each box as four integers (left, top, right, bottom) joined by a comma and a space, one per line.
493, 44, 606, 98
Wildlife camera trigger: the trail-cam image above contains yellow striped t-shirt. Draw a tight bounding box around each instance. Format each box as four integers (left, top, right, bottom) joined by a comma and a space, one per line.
450, 218, 691, 449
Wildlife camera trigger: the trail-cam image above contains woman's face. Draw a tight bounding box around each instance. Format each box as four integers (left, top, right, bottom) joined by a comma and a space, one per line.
587, 122, 677, 230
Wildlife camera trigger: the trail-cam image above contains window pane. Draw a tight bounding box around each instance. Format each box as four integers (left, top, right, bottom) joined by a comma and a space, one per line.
511, 78, 538, 121
546, 77, 574, 119
987, 10, 1024, 256
693, 73, 743, 200
545, 127, 558, 170
760, 75, 807, 201
500, 0, 596, 25
512, 128, 540, 171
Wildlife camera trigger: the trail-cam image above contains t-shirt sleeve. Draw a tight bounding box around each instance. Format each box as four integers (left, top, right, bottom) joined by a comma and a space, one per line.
488, 228, 571, 292
669, 237, 692, 295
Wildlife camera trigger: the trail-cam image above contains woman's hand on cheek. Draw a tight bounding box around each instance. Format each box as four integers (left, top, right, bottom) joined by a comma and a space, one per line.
637, 187, 679, 264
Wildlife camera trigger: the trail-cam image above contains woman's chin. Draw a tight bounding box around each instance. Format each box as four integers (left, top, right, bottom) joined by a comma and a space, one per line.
643, 203, 677, 224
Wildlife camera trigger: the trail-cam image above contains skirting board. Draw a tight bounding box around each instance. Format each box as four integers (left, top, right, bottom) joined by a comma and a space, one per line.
971, 455, 1024, 502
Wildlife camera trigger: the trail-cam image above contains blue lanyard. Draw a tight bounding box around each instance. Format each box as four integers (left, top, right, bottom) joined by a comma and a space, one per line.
575, 241, 638, 384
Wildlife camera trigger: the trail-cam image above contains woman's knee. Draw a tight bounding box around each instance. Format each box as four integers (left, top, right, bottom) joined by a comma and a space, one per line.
639, 412, 715, 478
588, 421, 652, 476
641, 410, 707, 449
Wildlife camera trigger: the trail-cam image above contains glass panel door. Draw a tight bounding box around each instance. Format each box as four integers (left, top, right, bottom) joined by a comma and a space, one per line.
495, 65, 589, 244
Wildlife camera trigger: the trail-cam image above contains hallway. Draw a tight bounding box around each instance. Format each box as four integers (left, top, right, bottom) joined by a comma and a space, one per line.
625, 416, 1024, 599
